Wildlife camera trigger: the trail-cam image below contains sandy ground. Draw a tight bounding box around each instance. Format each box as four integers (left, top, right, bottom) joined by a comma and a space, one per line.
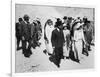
15, 36, 94, 73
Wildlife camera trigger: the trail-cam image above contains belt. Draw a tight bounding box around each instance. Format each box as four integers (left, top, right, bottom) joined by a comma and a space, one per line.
73, 39, 82, 42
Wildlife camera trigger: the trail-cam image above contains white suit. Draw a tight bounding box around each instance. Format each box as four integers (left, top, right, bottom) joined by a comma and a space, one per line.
73, 23, 85, 60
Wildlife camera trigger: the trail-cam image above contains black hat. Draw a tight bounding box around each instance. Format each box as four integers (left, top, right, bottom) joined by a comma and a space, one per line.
63, 16, 67, 20
55, 20, 62, 27
57, 18, 61, 21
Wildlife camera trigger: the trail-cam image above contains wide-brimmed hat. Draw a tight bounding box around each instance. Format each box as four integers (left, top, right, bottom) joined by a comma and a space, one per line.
75, 18, 81, 23
74, 21, 84, 30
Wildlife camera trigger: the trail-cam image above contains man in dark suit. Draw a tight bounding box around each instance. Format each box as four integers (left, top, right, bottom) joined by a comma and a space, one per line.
21, 14, 32, 57
51, 18, 65, 67
15, 18, 23, 50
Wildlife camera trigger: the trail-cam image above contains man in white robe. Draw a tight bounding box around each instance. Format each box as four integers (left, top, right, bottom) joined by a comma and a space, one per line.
44, 19, 54, 55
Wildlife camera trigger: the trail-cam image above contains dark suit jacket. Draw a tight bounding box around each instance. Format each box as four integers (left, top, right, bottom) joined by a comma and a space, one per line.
21, 21, 31, 40
15, 22, 22, 37
51, 28, 65, 48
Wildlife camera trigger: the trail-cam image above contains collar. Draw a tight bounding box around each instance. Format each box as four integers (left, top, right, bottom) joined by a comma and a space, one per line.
56, 28, 60, 32
24, 21, 28, 24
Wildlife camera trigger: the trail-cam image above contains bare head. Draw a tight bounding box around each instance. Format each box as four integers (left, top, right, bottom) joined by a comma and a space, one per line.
23, 14, 30, 22
18, 18, 23, 22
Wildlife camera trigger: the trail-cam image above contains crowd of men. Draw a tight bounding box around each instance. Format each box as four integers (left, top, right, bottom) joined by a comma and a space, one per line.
16, 15, 42, 57
16, 14, 94, 68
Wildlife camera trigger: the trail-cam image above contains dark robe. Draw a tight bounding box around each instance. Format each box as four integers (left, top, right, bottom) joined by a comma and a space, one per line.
51, 28, 65, 67
51, 28, 65, 48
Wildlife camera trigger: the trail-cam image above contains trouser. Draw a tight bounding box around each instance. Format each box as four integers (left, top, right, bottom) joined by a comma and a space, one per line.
16, 36, 22, 49
54, 47, 63, 65
74, 40, 83, 60
32, 33, 39, 48
22, 37, 32, 56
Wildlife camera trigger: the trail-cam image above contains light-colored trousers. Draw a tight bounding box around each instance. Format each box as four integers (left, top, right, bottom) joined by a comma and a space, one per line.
74, 40, 83, 60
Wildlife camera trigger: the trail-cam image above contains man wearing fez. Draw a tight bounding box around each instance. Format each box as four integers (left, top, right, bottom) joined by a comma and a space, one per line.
51, 18, 65, 67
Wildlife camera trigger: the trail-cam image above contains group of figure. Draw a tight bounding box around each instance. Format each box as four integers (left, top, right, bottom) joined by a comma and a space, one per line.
15, 14, 94, 68
44, 16, 94, 68
15, 15, 42, 57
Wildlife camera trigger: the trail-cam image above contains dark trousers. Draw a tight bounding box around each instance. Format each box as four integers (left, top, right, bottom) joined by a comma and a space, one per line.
54, 47, 63, 65
16, 36, 22, 49
22, 38, 32, 57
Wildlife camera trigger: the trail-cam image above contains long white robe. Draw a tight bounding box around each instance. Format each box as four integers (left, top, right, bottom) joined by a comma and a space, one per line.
45, 25, 54, 54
